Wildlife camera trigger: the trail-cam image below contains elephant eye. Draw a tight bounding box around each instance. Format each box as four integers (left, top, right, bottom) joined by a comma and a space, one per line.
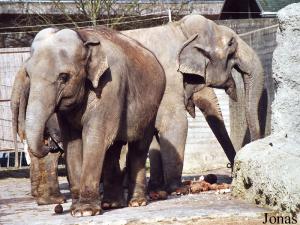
228, 37, 235, 47
58, 73, 70, 83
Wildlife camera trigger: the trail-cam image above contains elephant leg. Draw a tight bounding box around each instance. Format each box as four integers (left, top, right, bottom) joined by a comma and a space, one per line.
70, 118, 117, 217
119, 145, 128, 188
29, 151, 65, 205
127, 130, 153, 207
159, 114, 189, 195
102, 141, 126, 209
29, 153, 40, 198
35, 151, 65, 205
65, 136, 82, 204
192, 88, 236, 167
59, 122, 82, 204
148, 134, 165, 192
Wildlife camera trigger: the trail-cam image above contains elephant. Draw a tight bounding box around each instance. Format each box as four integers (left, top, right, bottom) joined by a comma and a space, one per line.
122, 14, 264, 194
11, 26, 165, 217
29, 115, 65, 205
11, 65, 65, 205
11, 14, 264, 206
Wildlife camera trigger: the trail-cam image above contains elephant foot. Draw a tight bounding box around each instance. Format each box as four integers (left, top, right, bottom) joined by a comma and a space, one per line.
36, 193, 66, 205
31, 189, 38, 198
102, 183, 125, 209
148, 179, 164, 193
128, 196, 147, 207
148, 190, 168, 201
168, 183, 190, 196
101, 197, 126, 210
147, 181, 167, 200
70, 200, 102, 217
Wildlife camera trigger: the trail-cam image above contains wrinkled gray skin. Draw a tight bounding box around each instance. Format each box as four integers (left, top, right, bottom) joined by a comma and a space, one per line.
11, 67, 65, 205
12, 14, 263, 205
12, 15, 237, 205
29, 115, 65, 205
123, 14, 264, 194
13, 26, 165, 217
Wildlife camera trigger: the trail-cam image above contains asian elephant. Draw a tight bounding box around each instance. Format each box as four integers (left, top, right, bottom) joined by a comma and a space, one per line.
11, 14, 264, 206
122, 14, 264, 194
11, 65, 65, 205
12, 26, 165, 217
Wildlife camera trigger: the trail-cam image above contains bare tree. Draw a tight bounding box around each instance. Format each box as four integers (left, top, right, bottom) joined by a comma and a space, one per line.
52, 0, 147, 28
51, 0, 189, 29
1, 0, 190, 48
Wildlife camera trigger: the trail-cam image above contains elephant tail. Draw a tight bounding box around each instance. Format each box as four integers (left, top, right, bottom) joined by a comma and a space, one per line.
10, 65, 30, 166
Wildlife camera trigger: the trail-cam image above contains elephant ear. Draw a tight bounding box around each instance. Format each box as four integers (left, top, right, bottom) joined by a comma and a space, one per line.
76, 29, 109, 89
177, 34, 211, 80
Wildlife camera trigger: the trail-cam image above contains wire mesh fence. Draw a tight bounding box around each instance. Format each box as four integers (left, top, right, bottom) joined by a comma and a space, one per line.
0, 48, 30, 169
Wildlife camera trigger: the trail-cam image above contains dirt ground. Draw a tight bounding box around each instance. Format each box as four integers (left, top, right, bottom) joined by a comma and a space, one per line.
0, 168, 272, 225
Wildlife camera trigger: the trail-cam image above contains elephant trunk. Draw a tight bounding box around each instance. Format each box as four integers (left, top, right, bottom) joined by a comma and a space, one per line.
224, 76, 238, 102
236, 38, 264, 141
25, 86, 56, 158
192, 87, 236, 165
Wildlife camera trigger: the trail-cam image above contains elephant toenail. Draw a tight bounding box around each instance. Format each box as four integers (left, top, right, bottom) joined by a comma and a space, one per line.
73, 210, 82, 217
130, 201, 139, 207
82, 210, 93, 217
102, 203, 109, 208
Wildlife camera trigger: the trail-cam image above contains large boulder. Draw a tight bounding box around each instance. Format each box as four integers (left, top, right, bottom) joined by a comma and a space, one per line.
232, 3, 300, 214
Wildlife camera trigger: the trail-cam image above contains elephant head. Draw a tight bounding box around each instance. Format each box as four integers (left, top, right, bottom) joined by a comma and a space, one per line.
177, 15, 264, 140
16, 27, 109, 158
11, 64, 63, 158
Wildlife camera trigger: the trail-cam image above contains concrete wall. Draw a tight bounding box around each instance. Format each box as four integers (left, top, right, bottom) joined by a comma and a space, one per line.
183, 90, 230, 173
217, 18, 278, 33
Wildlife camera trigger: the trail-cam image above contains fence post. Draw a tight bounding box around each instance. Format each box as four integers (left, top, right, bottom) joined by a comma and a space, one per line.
168, 8, 172, 22
15, 148, 19, 168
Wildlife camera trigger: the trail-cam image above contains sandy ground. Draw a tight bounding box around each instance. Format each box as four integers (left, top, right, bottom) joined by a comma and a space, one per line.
0, 169, 272, 225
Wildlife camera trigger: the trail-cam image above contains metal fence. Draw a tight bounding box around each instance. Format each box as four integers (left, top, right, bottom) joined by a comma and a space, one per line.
0, 47, 30, 169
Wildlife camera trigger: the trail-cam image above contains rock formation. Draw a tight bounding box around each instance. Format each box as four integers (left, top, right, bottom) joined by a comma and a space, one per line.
232, 3, 300, 214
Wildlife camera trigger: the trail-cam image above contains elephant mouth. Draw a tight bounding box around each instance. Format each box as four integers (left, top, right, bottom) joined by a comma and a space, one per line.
56, 84, 85, 111
204, 58, 208, 84
47, 136, 63, 152
57, 100, 77, 111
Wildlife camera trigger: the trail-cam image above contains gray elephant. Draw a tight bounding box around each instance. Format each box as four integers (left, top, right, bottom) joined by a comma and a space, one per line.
12, 14, 264, 206
122, 14, 264, 194
29, 115, 65, 205
11, 26, 165, 217
11, 66, 65, 205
